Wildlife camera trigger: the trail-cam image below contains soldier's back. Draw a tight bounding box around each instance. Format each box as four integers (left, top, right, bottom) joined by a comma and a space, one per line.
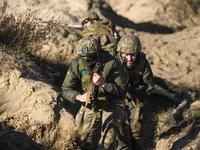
79, 20, 117, 53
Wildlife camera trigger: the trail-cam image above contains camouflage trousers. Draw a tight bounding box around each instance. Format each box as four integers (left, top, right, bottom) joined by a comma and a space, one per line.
116, 99, 147, 150
76, 101, 125, 150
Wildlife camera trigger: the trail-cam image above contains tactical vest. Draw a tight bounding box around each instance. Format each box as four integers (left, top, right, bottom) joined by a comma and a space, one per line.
78, 57, 109, 108
77, 58, 106, 92
78, 58, 94, 92
125, 53, 146, 122
128, 52, 146, 86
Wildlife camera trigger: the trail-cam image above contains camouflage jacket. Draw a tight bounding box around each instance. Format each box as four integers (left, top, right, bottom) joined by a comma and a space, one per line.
61, 52, 126, 104
78, 19, 117, 53
115, 52, 155, 100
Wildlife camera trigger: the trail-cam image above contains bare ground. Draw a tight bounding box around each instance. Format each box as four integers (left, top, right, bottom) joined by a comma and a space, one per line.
0, 0, 200, 149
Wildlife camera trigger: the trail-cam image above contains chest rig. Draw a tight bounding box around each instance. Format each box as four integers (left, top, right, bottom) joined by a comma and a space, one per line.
77, 57, 108, 108
125, 53, 146, 126
78, 58, 102, 92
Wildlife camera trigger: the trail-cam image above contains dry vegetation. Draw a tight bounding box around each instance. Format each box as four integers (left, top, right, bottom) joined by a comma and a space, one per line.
0, 0, 68, 85
0, 2, 54, 51
153, 101, 200, 148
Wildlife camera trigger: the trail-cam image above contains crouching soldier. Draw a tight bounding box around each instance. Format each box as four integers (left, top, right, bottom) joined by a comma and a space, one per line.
61, 36, 126, 150
79, 11, 120, 53
114, 34, 155, 150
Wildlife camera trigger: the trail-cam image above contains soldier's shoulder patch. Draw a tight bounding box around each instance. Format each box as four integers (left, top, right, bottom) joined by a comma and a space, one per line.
114, 70, 119, 74
67, 70, 70, 74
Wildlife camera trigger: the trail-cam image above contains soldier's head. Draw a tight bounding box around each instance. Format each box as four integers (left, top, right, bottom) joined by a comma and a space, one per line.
116, 34, 141, 66
81, 11, 100, 28
75, 36, 100, 67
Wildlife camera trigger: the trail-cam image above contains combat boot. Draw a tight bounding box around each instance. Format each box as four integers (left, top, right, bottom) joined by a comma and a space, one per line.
181, 90, 196, 101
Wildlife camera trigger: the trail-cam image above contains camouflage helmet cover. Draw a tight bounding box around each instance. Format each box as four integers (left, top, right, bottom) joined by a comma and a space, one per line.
117, 34, 141, 54
75, 36, 99, 55
81, 11, 100, 25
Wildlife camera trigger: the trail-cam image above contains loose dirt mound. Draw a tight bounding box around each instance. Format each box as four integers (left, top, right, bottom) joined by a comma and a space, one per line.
0, 51, 78, 149
134, 26, 200, 90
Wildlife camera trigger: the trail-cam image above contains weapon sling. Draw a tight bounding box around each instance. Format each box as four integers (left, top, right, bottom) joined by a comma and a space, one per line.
125, 98, 141, 125
77, 63, 100, 143
78, 37, 101, 145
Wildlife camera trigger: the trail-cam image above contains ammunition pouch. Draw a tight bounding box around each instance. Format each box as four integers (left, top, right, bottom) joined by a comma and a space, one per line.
125, 92, 141, 126
97, 92, 109, 108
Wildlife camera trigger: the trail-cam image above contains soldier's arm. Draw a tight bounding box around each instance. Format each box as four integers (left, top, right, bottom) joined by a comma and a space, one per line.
102, 58, 127, 99
61, 60, 83, 104
128, 60, 154, 100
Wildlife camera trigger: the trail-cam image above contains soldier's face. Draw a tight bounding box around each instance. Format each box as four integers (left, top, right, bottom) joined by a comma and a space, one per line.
81, 53, 97, 67
82, 53, 95, 59
83, 19, 97, 28
83, 19, 92, 28
121, 53, 137, 66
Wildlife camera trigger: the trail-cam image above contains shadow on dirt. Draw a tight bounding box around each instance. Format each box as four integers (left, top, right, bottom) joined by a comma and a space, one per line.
63, 97, 82, 118
98, 6, 174, 34
141, 96, 175, 149
159, 118, 200, 150
0, 122, 44, 150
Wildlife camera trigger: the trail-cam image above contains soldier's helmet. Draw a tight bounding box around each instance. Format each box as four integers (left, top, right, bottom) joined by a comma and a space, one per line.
75, 36, 99, 56
81, 11, 100, 25
117, 34, 141, 54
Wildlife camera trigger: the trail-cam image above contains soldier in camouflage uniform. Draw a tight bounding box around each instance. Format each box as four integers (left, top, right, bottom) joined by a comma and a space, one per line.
113, 34, 196, 149
114, 34, 155, 150
61, 36, 126, 150
78, 11, 120, 53
154, 76, 196, 105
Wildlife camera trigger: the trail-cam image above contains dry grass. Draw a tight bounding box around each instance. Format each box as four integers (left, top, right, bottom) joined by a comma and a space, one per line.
0, 45, 43, 78
154, 100, 200, 141
0, 0, 59, 52
0, 0, 67, 84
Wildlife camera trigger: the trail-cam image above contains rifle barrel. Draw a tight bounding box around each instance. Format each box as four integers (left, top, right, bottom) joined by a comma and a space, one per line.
61, 24, 84, 31
37, 21, 84, 31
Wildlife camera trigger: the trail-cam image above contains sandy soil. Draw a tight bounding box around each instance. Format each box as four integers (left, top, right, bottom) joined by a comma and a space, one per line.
1, 0, 200, 149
